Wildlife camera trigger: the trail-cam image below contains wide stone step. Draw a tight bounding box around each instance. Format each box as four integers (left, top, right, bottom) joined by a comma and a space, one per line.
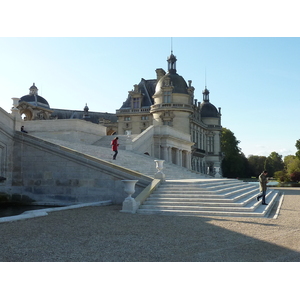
137, 193, 281, 217
148, 197, 230, 203
153, 186, 257, 193
150, 189, 259, 200
142, 200, 250, 207
136, 209, 269, 218
139, 204, 257, 212
214, 185, 255, 192
150, 191, 223, 196
137, 179, 283, 218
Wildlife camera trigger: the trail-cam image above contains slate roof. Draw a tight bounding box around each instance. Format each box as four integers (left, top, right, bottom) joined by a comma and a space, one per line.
19, 94, 50, 109
120, 78, 156, 109
50, 108, 117, 124
200, 100, 219, 118
155, 72, 189, 95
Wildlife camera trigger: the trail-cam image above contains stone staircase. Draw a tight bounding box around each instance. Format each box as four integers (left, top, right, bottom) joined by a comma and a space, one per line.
38, 136, 207, 180
32, 135, 283, 218
92, 135, 131, 150
137, 179, 283, 217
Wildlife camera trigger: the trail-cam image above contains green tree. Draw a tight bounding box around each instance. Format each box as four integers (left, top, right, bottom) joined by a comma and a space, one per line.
264, 152, 284, 177
247, 155, 267, 177
284, 155, 300, 175
221, 128, 248, 178
295, 139, 300, 160
290, 171, 300, 182
274, 170, 289, 182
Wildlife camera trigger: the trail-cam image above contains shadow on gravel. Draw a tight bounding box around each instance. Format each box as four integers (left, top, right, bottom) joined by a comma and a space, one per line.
0, 204, 300, 262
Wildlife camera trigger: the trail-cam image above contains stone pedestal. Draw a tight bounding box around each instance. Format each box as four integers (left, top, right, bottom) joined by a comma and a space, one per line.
214, 167, 222, 178
154, 160, 165, 181
121, 180, 139, 213
11, 98, 21, 120
125, 131, 133, 151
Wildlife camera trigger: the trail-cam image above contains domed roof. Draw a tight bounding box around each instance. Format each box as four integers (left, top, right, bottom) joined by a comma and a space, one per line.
154, 52, 189, 95
19, 94, 50, 108
200, 100, 219, 118
155, 72, 189, 95
19, 83, 50, 109
199, 86, 219, 118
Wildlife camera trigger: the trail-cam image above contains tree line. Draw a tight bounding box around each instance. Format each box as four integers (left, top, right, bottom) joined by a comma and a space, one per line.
221, 127, 300, 182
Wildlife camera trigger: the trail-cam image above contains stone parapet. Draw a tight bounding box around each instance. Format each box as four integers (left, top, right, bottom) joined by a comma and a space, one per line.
9, 132, 152, 205
20, 119, 107, 144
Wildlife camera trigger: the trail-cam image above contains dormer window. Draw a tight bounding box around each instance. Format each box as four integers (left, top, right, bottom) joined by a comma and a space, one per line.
132, 98, 140, 109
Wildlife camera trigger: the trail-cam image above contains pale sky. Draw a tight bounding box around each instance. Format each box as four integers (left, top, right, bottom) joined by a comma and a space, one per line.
1, 2, 299, 159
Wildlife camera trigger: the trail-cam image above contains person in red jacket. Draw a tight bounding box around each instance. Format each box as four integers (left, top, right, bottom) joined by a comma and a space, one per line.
111, 137, 119, 160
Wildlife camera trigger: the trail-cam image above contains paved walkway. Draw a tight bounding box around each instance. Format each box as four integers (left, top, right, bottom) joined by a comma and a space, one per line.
0, 187, 300, 262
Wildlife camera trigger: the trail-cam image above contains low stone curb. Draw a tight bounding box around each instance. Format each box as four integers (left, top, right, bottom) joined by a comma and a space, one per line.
0, 200, 112, 223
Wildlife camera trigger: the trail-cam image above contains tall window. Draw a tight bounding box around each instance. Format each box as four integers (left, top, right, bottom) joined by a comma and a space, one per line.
207, 136, 214, 153
132, 98, 140, 109
199, 132, 203, 149
163, 91, 171, 103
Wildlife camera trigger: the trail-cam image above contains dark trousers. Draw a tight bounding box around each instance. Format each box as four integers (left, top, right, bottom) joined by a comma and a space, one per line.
113, 150, 118, 160
257, 191, 266, 203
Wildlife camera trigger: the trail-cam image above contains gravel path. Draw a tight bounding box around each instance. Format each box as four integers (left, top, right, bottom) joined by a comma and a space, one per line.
1, 187, 300, 262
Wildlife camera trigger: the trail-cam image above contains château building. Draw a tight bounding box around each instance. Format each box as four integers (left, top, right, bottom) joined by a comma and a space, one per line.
12, 52, 223, 176
116, 52, 222, 174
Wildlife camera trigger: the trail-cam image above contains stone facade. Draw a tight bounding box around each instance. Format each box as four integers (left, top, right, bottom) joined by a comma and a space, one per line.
117, 52, 222, 175
0, 108, 15, 187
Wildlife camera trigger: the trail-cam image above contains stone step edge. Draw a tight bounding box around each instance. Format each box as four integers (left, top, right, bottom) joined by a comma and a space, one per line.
138, 191, 281, 217
136, 209, 269, 218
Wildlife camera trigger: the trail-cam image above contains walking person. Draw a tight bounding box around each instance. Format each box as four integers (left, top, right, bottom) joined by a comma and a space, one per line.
257, 170, 268, 205
111, 137, 119, 160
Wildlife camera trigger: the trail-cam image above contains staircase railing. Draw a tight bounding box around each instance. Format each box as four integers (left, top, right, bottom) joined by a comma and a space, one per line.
126, 125, 155, 154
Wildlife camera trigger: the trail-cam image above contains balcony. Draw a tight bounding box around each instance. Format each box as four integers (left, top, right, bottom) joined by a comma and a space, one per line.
150, 103, 193, 113
116, 108, 151, 114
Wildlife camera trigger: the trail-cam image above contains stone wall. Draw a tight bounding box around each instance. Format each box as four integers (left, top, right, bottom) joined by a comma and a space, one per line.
10, 132, 151, 205
0, 108, 15, 186
17, 119, 107, 144
0, 108, 151, 206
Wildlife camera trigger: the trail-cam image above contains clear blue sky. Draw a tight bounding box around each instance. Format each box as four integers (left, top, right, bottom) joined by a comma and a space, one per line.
1, 3, 299, 159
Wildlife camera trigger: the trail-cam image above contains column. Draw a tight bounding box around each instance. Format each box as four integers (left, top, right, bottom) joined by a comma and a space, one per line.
168, 147, 172, 163
163, 146, 168, 162
179, 149, 183, 167
186, 151, 191, 169
176, 148, 180, 166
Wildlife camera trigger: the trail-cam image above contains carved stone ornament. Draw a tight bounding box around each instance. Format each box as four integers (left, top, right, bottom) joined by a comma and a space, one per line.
160, 110, 174, 122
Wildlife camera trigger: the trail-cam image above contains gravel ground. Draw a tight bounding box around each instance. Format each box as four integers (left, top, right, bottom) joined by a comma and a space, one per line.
1, 187, 300, 262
